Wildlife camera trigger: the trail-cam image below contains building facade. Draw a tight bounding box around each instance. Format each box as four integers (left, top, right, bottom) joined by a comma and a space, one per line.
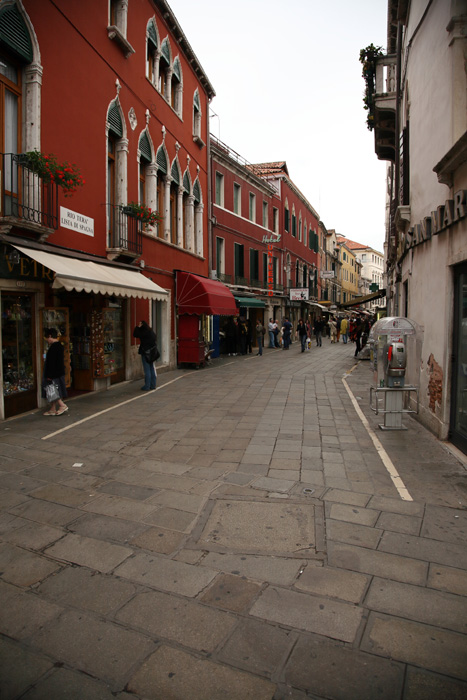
368, 0, 467, 452
0, 0, 219, 418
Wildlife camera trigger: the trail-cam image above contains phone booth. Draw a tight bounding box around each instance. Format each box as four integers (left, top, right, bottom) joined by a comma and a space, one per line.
369, 317, 422, 430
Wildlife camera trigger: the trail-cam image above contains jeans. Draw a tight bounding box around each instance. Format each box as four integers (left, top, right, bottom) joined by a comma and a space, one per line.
342, 333, 348, 344
283, 333, 291, 349
300, 335, 307, 352
257, 336, 263, 355
141, 354, 156, 390
268, 330, 275, 348
315, 331, 322, 346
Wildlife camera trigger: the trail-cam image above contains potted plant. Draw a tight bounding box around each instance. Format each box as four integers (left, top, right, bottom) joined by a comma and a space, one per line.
359, 44, 383, 131
123, 201, 162, 229
22, 150, 85, 197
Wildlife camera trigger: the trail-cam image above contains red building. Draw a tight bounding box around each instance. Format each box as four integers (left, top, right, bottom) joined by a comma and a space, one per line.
211, 138, 322, 338
0, 0, 232, 418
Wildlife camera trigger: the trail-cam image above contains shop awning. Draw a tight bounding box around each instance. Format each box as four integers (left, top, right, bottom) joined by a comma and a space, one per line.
12, 245, 168, 300
234, 295, 265, 308
176, 271, 237, 315
306, 301, 327, 310
339, 289, 386, 309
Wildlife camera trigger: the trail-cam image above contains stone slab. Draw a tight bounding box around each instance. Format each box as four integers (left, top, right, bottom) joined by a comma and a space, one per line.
3, 521, 64, 550
0, 636, 53, 700
323, 488, 371, 507
201, 552, 302, 586
403, 666, 467, 700
199, 500, 315, 555
428, 563, 467, 596
147, 490, 205, 513
0, 542, 61, 586
69, 513, 146, 544
284, 635, 404, 700
329, 503, 380, 526
367, 495, 425, 517
37, 566, 136, 615
114, 551, 216, 596
379, 531, 467, 569
0, 580, 63, 640
327, 541, 428, 585
44, 533, 132, 573
143, 506, 197, 532
326, 519, 382, 549
218, 617, 293, 677
361, 612, 467, 681
127, 644, 276, 700
29, 483, 97, 507
421, 505, 467, 545
250, 585, 363, 643
9, 498, 80, 527
116, 589, 236, 652
31, 609, 156, 691
130, 526, 185, 554
376, 511, 422, 535
19, 666, 118, 700
96, 481, 159, 501
294, 564, 369, 604
365, 577, 467, 633
199, 572, 262, 612
82, 494, 158, 521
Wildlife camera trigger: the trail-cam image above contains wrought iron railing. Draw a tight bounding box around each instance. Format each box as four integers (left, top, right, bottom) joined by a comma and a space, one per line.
107, 204, 143, 255
218, 272, 231, 284
0, 153, 58, 228
234, 275, 248, 286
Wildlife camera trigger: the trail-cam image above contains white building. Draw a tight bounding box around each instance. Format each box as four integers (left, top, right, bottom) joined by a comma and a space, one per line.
368, 0, 467, 453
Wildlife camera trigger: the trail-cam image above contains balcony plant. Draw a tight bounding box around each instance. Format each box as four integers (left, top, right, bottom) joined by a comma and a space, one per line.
359, 44, 383, 130
123, 201, 162, 229
23, 150, 85, 197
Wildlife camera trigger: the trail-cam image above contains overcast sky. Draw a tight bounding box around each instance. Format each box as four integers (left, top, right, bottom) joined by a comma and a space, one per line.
170, 0, 388, 253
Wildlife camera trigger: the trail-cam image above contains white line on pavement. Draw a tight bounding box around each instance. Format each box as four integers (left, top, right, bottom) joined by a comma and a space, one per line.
342, 370, 413, 502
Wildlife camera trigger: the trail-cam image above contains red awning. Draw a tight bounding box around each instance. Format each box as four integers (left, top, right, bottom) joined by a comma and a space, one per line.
176, 271, 237, 315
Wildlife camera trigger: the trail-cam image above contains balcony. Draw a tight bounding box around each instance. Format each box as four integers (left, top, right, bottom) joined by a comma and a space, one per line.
106, 204, 143, 261
234, 275, 248, 287
218, 272, 231, 284
373, 55, 397, 161
0, 153, 58, 236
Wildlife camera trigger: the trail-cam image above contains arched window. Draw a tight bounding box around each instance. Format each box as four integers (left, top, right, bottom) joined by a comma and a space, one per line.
156, 145, 168, 240
303, 219, 307, 247
106, 98, 127, 248
170, 157, 182, 245
298, 213, 302, 242
146, 18, 159, 86
171, 57, 182, 117
159, 37, 171, 100
292, 205, 297, 237
183, 170, 193, 250
193, 177, 203, 256
193, 89, 203, 145
284, 199, 290, 232
286, 253, 291, 287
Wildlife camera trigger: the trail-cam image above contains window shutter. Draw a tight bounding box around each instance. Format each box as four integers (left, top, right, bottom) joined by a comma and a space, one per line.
183, 172, 190, 194
138, 132, 152, 162
0, 4, 33, 63
147, 20, 158, 49
161, 37, 170, 65
173, 57, 181, 82
171, 160, 180, 185
193, 90, 200, 111
156, 147, 167, 174
193, 179, 201, 204
108, 101, 123, 138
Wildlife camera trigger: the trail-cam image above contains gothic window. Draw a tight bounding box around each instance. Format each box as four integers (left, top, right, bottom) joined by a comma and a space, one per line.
171, 57, 182, 117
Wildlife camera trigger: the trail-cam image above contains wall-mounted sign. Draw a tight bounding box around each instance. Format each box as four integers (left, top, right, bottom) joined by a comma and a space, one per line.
290, 288, 309, 301
321, 270, 335, 279
267, 243, 274, 296
262, 233, 281, 244
402, 189, 466, 256
60, 207, 94, 237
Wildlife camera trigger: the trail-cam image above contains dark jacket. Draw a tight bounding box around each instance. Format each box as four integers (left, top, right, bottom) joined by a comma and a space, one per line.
44, 341, 65, 379
133, 325, 157, 353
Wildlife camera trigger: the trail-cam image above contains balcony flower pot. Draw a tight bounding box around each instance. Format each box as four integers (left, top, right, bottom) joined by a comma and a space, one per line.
23, 150, 85, 197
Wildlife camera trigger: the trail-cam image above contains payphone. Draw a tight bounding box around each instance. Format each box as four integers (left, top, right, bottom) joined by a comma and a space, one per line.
383, 341, 407, 387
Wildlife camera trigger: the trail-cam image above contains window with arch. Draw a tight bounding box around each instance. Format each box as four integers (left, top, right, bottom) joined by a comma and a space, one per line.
286, 253, 292, 287
193, 89, 203, 145
291, 206, 297, 237
284, 199, 290, 232
159, 37, 171, 99
156, 145, 168, 239
171, 57, 182, 117
146, 18, 159, 86
295, 260, 300, 287
106, 99, 127, 247
108, 0, 134, 56
298, 213, 302, 242
303, 220, 307, 248
193, 177, 203, 256
182, 170, 192, 249
170, 158, 182, 245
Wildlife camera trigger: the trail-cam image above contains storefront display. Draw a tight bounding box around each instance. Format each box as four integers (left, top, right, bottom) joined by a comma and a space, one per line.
1, 293, 36, 417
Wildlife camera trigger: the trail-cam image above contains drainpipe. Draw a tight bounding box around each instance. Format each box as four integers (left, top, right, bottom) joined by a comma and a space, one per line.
393, 20, 403, 317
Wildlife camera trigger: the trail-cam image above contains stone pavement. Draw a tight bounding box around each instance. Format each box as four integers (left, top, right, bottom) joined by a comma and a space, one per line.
0, 339, 466, 699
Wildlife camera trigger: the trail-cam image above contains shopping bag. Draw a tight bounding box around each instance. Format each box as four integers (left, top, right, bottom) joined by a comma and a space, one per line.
45, 381, 60, 402
144, 345, 160, 363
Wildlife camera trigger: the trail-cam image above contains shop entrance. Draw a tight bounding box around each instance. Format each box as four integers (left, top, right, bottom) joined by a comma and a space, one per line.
1, 293, 37, 418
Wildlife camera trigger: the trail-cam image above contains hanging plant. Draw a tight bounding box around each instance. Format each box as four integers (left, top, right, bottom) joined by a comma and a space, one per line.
123, 201, 162, 227
359, 44, 384, 131
23, 150, 85, 197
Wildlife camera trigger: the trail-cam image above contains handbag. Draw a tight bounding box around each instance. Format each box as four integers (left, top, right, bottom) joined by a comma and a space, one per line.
45, 381, 60, 402
143, 345, 160, 363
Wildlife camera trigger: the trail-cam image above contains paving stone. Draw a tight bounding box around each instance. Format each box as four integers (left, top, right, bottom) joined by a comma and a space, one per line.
427, 563, 467, 596
0, 472, 47, 493
250, 586, 363, 643
3, 520, 65, 550
326, 519, 383, 549
201, 552, 303, 586
0, 636, 53, 700
36, 566, 136, 615
198, 500, 315, 554
20, 666, 118, 700
199, 572, 262, 612
403, 666, 467, 700
376, 511, 422, 535
323, 488, 371, 507
96, 481, 159, 501
44, 533, 132, 573
116, 589, 236, 651
329, 503, 380, 526
0, 580, 63, 639
367, 495, 425, 517
8, 498, 80, 527
0, 542, 61, 586
327, 541, 428, 585
69, 513, 146, 544
127, 644, 276, 699
31, 609, 156, 691
378, 531, 467, 569
143, 505, 197, 532
361, 612, 467, 681
147, 489, 205, 512
218, 618, 293, 677
421, 505, 467, 545
284, 635, 404, 700
114, 551, 216, 596
29, 483, 98, 507
130, 525, 185, 554
365, 577, 467, 633
294, 564, 369, 603
82, 494, 158, 521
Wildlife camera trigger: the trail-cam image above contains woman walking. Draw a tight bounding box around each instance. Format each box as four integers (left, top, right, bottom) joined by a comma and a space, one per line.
133, 320, 157, 391
42, 328, 68, 415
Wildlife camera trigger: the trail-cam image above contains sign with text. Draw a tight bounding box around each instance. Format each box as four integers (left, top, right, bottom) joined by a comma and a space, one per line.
321, 270, 335, 279
60, 207, 94, 237
290, 288, 309, 301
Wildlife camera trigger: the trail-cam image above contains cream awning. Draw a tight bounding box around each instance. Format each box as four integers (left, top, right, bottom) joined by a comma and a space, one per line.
13, 245, 168, 301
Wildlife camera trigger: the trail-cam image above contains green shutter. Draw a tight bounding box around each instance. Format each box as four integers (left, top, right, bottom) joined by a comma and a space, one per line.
161, 37, 170, 64
147, 19, 158, 49
107, 101, 123, 137
183, 171, 190, 194
171, 160, 180, 185
193, 179, 201, 204
139, 132, 152, 162
156, 146, 167, 174
0, 4, 33, 63
284, 208, 289, 232
173, 57, 181, 82
193, 90, 200, 111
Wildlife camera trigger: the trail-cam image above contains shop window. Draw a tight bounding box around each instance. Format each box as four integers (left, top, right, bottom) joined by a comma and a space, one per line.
2, 294, 35, 407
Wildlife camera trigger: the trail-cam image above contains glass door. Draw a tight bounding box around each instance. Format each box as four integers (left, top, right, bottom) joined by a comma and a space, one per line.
1, 293, 36, 417
450, 264, 467, 454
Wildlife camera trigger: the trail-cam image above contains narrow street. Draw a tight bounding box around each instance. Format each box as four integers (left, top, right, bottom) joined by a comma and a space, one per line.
1, 340, 466, 699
